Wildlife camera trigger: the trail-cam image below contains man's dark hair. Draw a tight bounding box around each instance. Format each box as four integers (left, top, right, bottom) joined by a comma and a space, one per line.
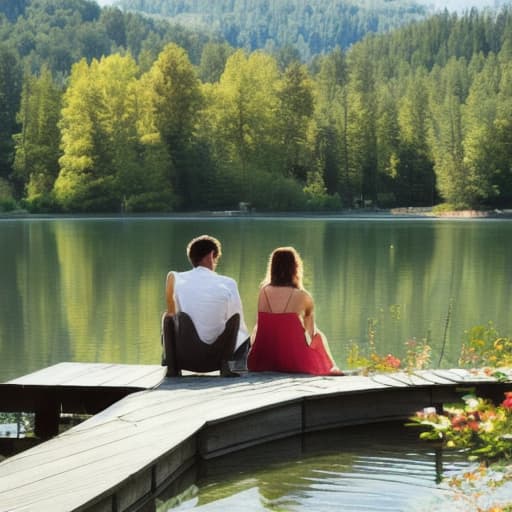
187, 235, 222, 267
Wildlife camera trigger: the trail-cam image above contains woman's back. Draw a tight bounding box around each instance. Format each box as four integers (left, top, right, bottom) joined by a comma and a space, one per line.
258, 285, 312, 327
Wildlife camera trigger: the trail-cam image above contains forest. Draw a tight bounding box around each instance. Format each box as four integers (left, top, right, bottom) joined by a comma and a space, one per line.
117, 0, 429, 60
0, 0, 511, 212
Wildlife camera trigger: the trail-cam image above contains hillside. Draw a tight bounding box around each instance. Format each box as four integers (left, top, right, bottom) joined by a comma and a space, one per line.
117, 0, 430, 59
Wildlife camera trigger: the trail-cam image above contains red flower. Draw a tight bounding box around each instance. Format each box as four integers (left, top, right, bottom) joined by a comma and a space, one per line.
501, 392, 512, 409
385, 354, 401, 369
451, 415, 466, 430
467, 421, 480, 432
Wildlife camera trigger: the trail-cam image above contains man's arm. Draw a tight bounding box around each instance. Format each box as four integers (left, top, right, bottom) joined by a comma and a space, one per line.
165, 271, 176, 315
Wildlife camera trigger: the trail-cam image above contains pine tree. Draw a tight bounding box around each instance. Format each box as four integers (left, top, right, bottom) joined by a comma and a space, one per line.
13, 66, 62, 210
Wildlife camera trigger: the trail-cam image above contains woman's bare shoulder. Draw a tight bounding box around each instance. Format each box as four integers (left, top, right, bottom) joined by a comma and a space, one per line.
298, 287, 313, 298
293, 288, 312, 305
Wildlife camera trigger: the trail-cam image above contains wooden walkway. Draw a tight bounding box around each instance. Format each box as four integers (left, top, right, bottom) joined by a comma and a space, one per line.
0, 364, 510, 512
0, 363, 166, 438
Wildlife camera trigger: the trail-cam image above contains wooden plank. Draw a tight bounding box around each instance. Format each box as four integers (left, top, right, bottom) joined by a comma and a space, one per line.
7, 363, 103, 385
153, 436, 197, 489
366, 373, 410, 387
431, 369, 474, 383
58, 364, 158, 388
8, 363, 164, 389
413, 369, 463, 384
123, 366, 166, 388
0, 418, 202, 508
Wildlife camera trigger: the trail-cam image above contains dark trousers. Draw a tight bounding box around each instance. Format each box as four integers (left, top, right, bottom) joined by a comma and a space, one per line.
162, 312, 240, 375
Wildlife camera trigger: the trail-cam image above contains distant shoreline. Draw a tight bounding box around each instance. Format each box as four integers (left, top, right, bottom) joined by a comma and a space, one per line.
2, 208, 512, 220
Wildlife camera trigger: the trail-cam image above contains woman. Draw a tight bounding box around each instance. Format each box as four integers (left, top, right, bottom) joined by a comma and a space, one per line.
248, 247, 342, 376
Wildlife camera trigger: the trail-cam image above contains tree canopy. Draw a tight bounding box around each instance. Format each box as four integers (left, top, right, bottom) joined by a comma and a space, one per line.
1, 1, 512, 212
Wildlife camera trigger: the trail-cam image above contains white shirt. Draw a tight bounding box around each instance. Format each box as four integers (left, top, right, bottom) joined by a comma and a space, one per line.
172, 266, 249, 348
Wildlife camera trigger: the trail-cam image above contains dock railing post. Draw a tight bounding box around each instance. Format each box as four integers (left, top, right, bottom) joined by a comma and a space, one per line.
34, 392, 60, 440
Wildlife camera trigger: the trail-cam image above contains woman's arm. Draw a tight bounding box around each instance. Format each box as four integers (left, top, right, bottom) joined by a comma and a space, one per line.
302, 292, 316, 340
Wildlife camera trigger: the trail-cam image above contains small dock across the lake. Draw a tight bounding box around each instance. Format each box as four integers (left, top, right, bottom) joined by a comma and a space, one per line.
0, 363, 510, 511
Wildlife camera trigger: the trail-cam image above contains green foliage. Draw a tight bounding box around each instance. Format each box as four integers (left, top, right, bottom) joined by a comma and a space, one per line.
0, 44, 22, 188
248, 171, 308, 211
2, 3, 512, 211
13, 66, 62, 201
199, 41, 235, 83
432, 202, 458, 213
22, 192, 60, 213
0, 178, 17, 212
346, 315, 432, 374
0, 412, 33, 436
118, 0, 429, 60
346, 340, 403, 374
459, 322, 512, 368
303, 170, 342, 211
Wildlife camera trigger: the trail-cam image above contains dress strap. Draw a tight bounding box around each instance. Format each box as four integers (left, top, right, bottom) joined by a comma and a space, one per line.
282, 288, 295, 313
262, 287, 273, 313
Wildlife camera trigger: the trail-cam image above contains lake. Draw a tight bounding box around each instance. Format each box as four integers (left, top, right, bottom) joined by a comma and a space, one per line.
155, 421, 490, 511
1, 215, 511, 382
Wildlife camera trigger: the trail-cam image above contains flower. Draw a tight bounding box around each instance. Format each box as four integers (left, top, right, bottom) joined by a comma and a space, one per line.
466, 398, 479, 410
384, 354, 401, 368
501, 392, 512, 410
467, 421, 480, 432
451, 414, 467, 430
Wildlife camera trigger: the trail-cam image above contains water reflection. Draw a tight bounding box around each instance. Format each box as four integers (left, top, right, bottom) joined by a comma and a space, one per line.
155, 422, 470, 512
1, 217, 511, 381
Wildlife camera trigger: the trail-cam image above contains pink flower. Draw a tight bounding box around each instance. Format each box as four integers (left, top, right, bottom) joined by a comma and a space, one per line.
467, 421, 480, 432
501, 392, 512, 409
451, 415, 467, 430
385, 354, 401, 369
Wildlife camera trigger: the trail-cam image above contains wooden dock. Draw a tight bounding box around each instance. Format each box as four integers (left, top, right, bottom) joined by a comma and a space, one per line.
0, 363, 510, 512
0, 363, 166, 439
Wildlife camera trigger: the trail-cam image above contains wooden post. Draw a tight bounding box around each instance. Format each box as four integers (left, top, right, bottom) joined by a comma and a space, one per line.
34, 395, 60, 440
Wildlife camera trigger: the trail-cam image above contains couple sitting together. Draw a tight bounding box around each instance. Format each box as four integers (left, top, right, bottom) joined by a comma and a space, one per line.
162, 235, 342, 377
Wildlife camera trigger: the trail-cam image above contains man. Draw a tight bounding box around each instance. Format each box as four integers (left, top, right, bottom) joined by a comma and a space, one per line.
163, 235, 250, 377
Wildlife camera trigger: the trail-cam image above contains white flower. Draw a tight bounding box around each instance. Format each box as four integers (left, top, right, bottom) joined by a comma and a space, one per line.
466, 398, 479, 410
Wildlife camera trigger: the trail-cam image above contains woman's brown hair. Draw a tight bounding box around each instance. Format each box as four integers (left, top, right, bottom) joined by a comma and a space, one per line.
263, 247, 304, 288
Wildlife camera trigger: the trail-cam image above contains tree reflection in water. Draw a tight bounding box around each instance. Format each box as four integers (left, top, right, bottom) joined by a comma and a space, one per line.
156, 421, 470, 511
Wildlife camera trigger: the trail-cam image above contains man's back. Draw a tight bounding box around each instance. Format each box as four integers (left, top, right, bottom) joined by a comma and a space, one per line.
173, 266, 240, 344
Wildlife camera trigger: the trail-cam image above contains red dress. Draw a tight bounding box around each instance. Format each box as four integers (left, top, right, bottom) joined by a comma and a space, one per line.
247, 312, 335, 375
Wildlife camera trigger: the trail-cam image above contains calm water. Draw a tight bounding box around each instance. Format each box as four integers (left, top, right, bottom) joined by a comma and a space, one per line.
1, 216, 511, 381
155, 422, 498, 512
